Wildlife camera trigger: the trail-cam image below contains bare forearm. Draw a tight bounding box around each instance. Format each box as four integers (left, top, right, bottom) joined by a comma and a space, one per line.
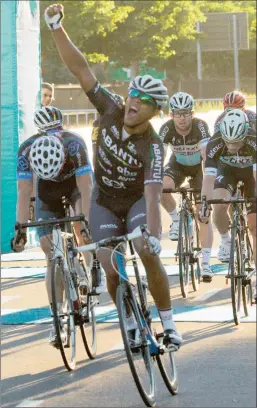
146, 199, 162, 239
51, 27, 96, 89
201, 175, 216, 200
76, 174, 93, 220
17, 194, 31, 223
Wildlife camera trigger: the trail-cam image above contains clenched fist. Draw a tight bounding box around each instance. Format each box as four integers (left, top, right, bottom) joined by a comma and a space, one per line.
44, 3, 64, 30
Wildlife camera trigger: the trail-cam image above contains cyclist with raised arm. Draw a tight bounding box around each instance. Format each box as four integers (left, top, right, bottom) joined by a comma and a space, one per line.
44, 3, 182, 350
214, 91, 256, 133
200, 110, 256, 288
91, 93, 124, 167
11, 105, 106, 347
159, 92, 214, 281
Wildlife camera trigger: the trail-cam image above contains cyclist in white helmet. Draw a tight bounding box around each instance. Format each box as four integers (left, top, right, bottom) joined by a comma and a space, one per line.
11, 105, 107, 347
43, 3, 183, 350
200, 110, 256, 285
160, 91, 214, 281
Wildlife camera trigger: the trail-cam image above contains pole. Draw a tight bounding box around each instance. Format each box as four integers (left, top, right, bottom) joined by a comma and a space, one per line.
233, 14, 240, 89
196, 21, 203, 97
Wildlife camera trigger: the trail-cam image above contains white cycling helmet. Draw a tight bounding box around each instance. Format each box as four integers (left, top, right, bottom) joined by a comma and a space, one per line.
129, 75, 168, 109
29, 135, 65, 180
169, 92, 194, 111
220, 109, 249, 143
34, 106, 63, 130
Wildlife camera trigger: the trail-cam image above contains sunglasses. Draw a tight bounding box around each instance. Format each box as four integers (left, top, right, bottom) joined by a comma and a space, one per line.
128, 88, 157, 106
172, 110, 192, 118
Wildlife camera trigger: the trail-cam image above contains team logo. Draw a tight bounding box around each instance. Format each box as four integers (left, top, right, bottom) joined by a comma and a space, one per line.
18, 155, 29, 171
68, 141, 80, 156
102, 176, 126, 189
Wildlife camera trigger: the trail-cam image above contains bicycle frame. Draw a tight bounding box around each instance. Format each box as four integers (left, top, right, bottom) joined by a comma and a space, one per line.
115, 251, 162, 357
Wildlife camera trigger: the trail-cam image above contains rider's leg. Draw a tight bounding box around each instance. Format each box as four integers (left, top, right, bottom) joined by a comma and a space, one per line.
212, 166, 235, 262
128, 197, 182, 348
89, 192, 124, 304
161, 160, 185, 240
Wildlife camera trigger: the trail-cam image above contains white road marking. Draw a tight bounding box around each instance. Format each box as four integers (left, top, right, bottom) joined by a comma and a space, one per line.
194, 289, 222, 302
16, 399, 43, 407
1, 296, 20, 305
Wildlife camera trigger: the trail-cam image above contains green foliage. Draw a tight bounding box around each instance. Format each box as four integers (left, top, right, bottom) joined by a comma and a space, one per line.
40, 0, 256, 83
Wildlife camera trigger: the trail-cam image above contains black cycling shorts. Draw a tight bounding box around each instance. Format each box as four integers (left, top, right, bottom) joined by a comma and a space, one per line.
164, 155, 202, 203
89, 185, 146, 242
214, 163, 256, 214
36, 177, 81, 238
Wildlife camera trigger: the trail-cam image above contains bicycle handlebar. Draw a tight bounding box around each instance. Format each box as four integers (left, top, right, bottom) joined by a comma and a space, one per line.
207, 198, 256, 205
15, 214, 88, 230
76, 225, 151, 253
162, 187, 201, 194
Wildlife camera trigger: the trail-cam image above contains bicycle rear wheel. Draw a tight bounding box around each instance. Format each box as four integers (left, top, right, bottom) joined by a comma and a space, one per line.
229, 227, 242, 325
116, 283, 156, 407
51, 257, 76, 371
78, 261, 97, 359
190, 211, 201, 291
178, 210, 190, 298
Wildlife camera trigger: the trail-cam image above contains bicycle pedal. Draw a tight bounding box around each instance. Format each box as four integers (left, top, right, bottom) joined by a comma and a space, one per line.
202, 277, 212, 283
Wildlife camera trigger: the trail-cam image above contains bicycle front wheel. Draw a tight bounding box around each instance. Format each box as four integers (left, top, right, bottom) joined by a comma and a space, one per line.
51, 257, 76, 371
156, 342, 178, 395
178, 210, 190, 298
229, 227, 242, 325
190, 211, 201, 291
78, 262, 97, 359
116, 283, 156, 407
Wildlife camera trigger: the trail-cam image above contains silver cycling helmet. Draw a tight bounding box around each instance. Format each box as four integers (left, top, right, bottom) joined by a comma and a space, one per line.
220, 109, 249, 143
34, 106, 63, 130
29, 135, 65, 180
128, 75, 168, 109
169, 92, 194, 111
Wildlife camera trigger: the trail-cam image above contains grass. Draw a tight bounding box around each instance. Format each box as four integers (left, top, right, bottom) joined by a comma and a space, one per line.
195, 93, 256, 112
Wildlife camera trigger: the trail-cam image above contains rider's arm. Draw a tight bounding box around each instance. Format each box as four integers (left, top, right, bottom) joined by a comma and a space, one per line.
75, 173, 93, 220
144, 184, 162, 239
46, 5, 97, 93
159, 121, 171, 163
144, 141, 164, 238
17, 180, 33, 223
72, 135, 94, 219
201, 135, 224, 200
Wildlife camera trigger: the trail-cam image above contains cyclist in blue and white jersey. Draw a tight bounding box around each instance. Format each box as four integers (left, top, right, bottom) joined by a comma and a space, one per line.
159, 92, 214, 281
11, 106, 106, 347
200, 110, 256, 271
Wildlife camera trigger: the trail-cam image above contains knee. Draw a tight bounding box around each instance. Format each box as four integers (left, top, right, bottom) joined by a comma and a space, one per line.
213, 204, 229, 216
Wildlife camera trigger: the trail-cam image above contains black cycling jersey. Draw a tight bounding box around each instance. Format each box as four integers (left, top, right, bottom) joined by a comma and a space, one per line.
86, 81, 163, 200
159, 117, 210, 166
17, 128, 92, 182
17, 128, 92, 204
204, 131, 257, 177
214, 109, 256, 133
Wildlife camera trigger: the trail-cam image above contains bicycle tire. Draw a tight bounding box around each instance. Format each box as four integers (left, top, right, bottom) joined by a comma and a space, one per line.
116, 283, 156, 407
51, 257, 76, 371
242, 229, 254, 316
78, 261, 97, 359
178, 210, 190, 298
156, 346, 178, 395
229, 227, 242, 325
242, 282, 253, 316
190, 211, 201, 291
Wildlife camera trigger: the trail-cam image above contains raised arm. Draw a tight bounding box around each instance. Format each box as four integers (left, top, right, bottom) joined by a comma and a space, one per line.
45, 4, 97, 93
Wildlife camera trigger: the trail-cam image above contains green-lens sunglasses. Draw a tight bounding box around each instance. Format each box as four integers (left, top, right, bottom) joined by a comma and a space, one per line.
129, 88, 157, 106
